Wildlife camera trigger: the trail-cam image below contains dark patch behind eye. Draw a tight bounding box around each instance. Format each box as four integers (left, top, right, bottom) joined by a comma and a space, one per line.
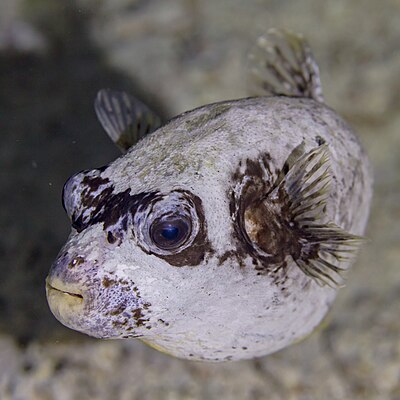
228, 151, 308, 273
226, 154, 275, 267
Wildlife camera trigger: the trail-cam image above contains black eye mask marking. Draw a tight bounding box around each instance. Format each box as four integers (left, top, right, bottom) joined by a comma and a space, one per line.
63, 168, 160, 242
63, 170, 213, 266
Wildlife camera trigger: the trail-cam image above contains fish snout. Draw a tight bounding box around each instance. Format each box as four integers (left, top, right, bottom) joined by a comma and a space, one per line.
45, 250, 98, 333
46, 249, 150, 339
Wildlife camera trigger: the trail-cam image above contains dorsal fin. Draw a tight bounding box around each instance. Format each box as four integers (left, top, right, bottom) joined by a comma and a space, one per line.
94, 89, 162, 153
247, 29, 324, 103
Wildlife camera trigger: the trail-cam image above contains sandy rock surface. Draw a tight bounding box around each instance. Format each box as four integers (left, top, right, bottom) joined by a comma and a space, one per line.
1, 0, 399, 399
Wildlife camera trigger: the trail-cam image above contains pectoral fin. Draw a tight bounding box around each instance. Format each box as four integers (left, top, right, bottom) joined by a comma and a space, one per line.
270, 146, 364, 286
238, 145, 364, 287
94, 89, 162, 153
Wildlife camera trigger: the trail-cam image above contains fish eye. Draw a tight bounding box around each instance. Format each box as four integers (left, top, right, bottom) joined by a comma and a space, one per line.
133, 190, 201, 256
150, 216, 191, 250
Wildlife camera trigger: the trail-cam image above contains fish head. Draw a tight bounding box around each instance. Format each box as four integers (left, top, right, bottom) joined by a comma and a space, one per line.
47, 104, 251, 350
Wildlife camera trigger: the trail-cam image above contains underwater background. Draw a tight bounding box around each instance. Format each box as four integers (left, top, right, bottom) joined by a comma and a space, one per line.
1, 0, 399, 398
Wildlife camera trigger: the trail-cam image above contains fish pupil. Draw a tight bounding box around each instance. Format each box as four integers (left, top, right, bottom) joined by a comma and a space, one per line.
161, 225, 179, 240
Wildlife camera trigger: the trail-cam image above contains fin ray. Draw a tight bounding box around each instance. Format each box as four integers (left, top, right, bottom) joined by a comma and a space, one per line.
247, 29, 324, 102
94, 89, 162, 153
270, 145, 365, 286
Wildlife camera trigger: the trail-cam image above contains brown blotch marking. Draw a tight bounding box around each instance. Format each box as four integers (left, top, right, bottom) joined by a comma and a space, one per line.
244, 198, 302, 265
132, 308, 148, 327
68, 256, 85, 269
108, 303, 127, 316
112, 318, 128, 328
218, 250, 237, 266
222, 154, 276, 269
102, 277, 116, 288
218, 249, 246, 268
132, 287, 141, 298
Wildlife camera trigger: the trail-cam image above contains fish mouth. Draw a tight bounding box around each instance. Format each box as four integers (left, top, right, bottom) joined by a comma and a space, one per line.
46, 277, 86, 328
46, 278, 84, 300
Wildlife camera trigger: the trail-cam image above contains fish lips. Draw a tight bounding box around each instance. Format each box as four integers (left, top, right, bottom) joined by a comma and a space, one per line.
46, 276, 86, 330
46, 251, 145, 339
45, 251, 100, 337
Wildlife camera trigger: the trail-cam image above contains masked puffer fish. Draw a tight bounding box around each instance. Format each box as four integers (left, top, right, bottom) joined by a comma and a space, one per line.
46, 29, 372, 361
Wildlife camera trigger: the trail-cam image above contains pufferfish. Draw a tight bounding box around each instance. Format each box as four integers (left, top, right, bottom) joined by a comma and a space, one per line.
46, 29, 372, 361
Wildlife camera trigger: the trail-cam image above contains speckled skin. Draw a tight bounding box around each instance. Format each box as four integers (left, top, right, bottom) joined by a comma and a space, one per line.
46, 96, 372, 361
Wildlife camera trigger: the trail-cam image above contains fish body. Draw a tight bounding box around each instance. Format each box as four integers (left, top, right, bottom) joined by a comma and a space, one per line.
47, 30, 372, 361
